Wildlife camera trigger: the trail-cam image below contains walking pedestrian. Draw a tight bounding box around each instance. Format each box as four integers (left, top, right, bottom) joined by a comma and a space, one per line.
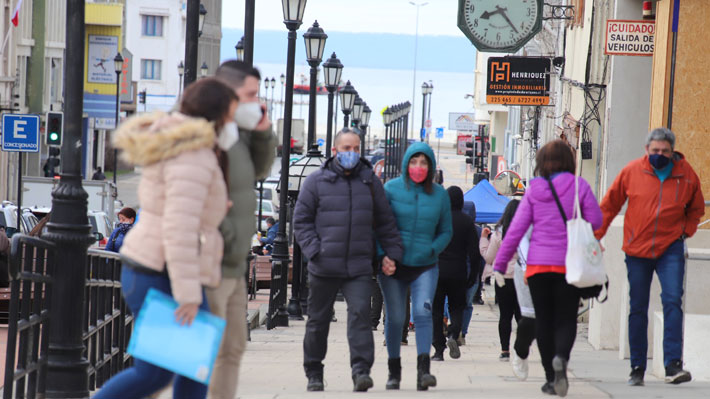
293, 129, 403, 392
431, 186, 479, 361
480, 200, 522, 362
105, 207, 136, 253
461, 201, 485, 344
95, 78, 233, 399
379, 142, 452, 391
511, 227, 536, 381
493, 140, 602, 397
207, 60, 277, 399
595, 128, 704, 386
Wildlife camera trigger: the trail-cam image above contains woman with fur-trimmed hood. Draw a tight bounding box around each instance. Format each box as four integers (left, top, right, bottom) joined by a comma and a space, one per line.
95, 78, 237, 399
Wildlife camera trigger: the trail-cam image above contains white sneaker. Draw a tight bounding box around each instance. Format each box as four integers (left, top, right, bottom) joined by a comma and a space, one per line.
511, 350, 528, 381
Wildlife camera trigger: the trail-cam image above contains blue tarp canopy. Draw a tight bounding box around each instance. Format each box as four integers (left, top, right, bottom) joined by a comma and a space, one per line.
463, 179, 511, 223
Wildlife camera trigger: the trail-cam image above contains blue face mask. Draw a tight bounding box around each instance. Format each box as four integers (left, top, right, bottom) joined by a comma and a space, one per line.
649, 153, 671, 170
336, 151, 360, 170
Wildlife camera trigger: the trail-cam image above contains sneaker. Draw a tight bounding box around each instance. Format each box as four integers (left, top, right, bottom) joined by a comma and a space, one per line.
457, 335, 466, 346
628, 367, 645, 386
431, 351, 444, 361
541, 381, 556, 395
307, 375, 324, 391
352, 374, 373, 392
665, 360, 692, 384
511, 350, 528, 381
446, 337, 461, 359
552, 356, 569, 397
499, 351, 510, 362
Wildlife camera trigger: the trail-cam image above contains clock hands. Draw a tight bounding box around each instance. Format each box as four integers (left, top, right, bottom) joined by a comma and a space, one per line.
480, 5, 520, 35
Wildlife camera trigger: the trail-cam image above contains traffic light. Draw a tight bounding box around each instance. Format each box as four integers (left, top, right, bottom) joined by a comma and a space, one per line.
46, 112, 63, 146
44, 146, 61, 177
465, 141, 474, 166
138, 89, 147, 104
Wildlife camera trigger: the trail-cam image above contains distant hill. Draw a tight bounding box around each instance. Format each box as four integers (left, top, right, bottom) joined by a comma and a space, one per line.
221, 29, 476, 73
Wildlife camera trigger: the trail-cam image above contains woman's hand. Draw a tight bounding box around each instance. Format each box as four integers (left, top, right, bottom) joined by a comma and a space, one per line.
382, 256, 396, 276
175, 303, 200, 326
482, 227, 491, 237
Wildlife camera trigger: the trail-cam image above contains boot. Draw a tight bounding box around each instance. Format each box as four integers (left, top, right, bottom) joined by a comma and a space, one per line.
386, 358, 401, 390
416, 354, 437, 391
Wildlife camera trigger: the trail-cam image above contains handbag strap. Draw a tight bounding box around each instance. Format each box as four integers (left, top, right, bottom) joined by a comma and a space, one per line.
547, 178, 567, 223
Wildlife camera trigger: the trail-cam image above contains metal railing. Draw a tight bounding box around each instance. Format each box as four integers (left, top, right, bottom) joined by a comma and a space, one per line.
3, 235, 54, 399
84, 248, 133, 390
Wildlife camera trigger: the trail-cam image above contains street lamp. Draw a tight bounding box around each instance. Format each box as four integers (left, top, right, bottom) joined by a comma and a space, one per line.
113, 52, 123, 186
177, 61, 184, 99
270, 0, 307, 329
360, 103, 371, 155
303, 20, 328, 148
200, 62, 208, 78
264, 77, 270, 101
270, 77, 276, 122
383, 108, 393, 180
425, 81, 433, 143
420, 82, 429, 142
280, 73, 286, 120
322, 52, 343, 154
339, 80, 357, 128
198, 2, 207, 36
184, 0, 207, 86
235, 37, 245, 61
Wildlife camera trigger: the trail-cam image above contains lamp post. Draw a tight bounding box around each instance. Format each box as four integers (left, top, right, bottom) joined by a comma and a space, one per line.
270, 77, 276, 122
420, 82, 428, 142
322, 53, 343, 155
424, 82, 433, 143
200, 62, 208, 78
280, 73, 285, 120
199, 3, 207, 36
113, 52, 123, 186
183, 0, 207, 87
409, 1, 428, 140
360, 103, 371, 155
177, 61, 184, 99
235, 36, 245, 61
339, 80, 356, 128
303, 20, 328, 148
383, 108, 393, 180
244, 0, 255, 66
44, 0, 94, 395
264, 77, 270, 102
269, 0, 307, 330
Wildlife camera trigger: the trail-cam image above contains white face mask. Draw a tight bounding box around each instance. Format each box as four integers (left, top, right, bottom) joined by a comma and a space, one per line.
234, 102, 263, 130
217, 122, 239, 151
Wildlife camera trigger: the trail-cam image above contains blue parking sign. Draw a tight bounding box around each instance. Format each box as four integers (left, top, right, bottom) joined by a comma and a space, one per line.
2, 114, 40, 153
436, 127, 444, 139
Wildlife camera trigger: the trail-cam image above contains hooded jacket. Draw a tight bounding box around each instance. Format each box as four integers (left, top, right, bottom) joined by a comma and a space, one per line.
595, 153, 704, 259
114, 112, 228, 305
438, 187, 480, 282
494, 172, 602, 273
384, 142, 452, 267
293, 157, 403, 278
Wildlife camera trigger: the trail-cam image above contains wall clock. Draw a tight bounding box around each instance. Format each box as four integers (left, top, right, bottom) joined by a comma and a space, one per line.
458, 0, 544, 53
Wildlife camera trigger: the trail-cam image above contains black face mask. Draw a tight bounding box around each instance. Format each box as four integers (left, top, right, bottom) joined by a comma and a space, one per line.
649, 153, 671, 170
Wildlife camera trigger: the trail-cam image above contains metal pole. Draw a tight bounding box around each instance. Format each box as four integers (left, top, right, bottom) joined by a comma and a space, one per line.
325, 91, 334, 155
244, 0, 255, 67
343, 112, 350, 129
385, 124, 391, 180
360, 126, 367, 155
178, 74, 183, 99
269, 27, 298, 329
420, 93, 427, 142
288, 239, 304, 319
426, 92, 432, 144
257, 180, 264, 232
113, 70, 121, 185
183, 0, 199, 87
44, 0, 93, 396
306, 66, 318, 147
17, 153, 22, 225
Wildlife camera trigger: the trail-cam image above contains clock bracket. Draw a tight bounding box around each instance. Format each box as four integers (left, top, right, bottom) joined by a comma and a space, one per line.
543, 3, 575, 21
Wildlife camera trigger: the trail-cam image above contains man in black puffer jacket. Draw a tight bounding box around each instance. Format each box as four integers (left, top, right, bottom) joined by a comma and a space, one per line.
432, 186, 480, 360
294, 129, 403, 392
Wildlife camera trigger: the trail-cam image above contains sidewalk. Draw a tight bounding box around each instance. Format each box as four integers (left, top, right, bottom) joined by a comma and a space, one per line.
225, 284, 710, 399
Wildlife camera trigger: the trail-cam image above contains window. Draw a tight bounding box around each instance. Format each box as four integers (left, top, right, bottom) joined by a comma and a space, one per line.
141, 59, 162, 80
142, 15, 163, 37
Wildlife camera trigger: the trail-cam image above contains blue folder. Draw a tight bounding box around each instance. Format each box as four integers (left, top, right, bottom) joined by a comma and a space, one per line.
127, 288, 226, 384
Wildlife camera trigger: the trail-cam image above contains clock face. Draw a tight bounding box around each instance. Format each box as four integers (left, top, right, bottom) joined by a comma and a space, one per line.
458, 0, 543, 52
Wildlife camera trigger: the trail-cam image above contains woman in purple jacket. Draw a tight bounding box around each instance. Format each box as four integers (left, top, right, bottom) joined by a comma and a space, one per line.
493, 140, 602, 397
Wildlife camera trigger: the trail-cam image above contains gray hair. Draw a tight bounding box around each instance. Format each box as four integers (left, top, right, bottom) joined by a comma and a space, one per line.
333, 128, 361, 146
646, 127, 675, 149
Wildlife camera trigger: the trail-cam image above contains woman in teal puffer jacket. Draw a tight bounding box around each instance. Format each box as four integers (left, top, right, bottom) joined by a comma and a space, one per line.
379, 142, 452, 391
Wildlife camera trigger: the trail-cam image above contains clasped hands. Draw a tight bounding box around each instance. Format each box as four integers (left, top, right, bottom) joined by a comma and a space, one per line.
381, 256, 396, 276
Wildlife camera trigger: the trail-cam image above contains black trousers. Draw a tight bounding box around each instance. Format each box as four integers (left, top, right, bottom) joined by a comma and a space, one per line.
370, 277, 383, 328
303, 273, 374, 378
495, 279, 521, 352
528, 273, 580, 382
432, 277, 467, 352
514, 316, 536, 359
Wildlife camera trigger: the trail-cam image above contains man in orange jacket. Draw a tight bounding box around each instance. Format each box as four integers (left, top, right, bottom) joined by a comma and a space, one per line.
595, 128, 705, 387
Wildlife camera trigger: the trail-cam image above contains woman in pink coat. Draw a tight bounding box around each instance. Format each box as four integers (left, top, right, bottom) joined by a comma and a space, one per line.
493, 140, 602, 397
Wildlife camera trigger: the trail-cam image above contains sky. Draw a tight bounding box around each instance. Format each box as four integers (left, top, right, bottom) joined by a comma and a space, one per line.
221, 0, 467, 37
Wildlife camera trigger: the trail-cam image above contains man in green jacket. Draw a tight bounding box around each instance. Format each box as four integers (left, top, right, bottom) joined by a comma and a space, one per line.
208, 60, 276, 399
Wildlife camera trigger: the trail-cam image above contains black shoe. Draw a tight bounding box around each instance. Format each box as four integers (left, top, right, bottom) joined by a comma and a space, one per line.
541, 381, 556, 395
352, 374, 373, 392
416, 354, 437, 391
499, 351, 510, 361
552, 356, 569, 397
665, 360, 692, 384
628, 367, 645, 386
447, 337, 461, 359
386, 358, 401, 390
474, 297, 485, 305
307, 375, 324, 392
431, 351, 444, 361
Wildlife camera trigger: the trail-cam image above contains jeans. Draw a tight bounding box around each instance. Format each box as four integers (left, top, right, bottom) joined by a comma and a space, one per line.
378, 267, 439, 357
95, 267, 209, 399
303, 274, 374, 377
461, 280, 479, 337
626, 239, 685, 370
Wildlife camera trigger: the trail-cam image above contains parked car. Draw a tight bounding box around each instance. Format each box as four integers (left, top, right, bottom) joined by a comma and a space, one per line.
88, 210, 113, 248
256, 176, 281, 210
254, 200, 277, 232
0, 202, 39, 236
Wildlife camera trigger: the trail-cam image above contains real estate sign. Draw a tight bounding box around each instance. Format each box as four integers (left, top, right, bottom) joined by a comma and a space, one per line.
486, 57, 551, 106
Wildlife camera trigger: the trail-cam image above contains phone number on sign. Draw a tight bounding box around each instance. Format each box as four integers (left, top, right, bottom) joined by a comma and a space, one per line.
486, 95, 550, 105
